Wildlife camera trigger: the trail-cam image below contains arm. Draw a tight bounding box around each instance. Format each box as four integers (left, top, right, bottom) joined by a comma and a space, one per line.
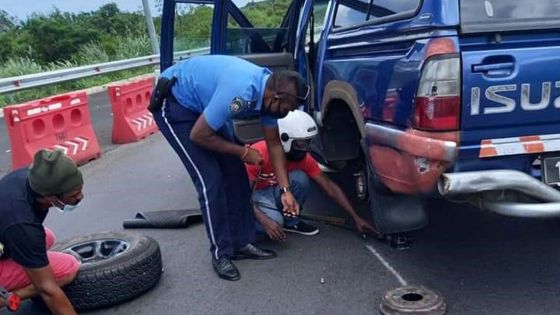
253, 205, 286, 241
3, 223, 76, 315
263, 126, 299, 216
190, 85, 262, 164
262, 126, 289, 188
190, 116, 262, 164
190, 115, 244, 156
312, 172, 376, 234
24, 267, 77, 315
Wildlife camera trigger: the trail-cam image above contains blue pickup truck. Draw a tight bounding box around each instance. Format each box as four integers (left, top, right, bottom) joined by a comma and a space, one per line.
160, 0, 560, 244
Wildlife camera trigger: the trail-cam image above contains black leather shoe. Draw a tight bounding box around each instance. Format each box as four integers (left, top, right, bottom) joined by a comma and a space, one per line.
212, 257, 240, 281
232, 243, 277, 260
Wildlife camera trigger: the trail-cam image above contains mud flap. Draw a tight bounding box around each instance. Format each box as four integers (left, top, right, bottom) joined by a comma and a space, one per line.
367, 164, 428, 235
369, 189, 427, 234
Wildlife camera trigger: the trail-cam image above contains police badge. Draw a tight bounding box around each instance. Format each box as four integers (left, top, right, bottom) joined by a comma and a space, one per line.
230, 97, 243, 114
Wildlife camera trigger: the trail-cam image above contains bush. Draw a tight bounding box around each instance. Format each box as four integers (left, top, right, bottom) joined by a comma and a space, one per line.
0, 50, 153, 108
115, 35, 152, 59
73, 41, 110, 64
0, 57, 65, 106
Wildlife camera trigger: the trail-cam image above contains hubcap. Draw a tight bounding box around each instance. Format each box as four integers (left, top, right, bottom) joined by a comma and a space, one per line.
62, 239, 130, 264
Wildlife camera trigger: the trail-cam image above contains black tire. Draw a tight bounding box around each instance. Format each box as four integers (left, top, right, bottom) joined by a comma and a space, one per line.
50, 231, 162, 312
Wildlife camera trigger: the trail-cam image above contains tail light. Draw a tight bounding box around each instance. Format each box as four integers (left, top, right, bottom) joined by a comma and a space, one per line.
413, 39, 461, 131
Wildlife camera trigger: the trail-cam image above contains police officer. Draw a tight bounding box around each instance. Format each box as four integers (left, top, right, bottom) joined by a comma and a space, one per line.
151, 55, 309, 281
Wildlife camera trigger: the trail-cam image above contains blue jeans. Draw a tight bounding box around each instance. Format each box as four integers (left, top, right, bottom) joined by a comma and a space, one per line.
253, 170, 309, 232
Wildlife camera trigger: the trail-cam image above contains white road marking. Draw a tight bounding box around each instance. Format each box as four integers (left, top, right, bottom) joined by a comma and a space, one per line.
365, 244, 408, 286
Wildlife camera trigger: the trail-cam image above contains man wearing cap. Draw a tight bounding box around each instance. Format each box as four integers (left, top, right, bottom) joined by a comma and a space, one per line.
151, 55, 311, 281
0, 149, 83, 314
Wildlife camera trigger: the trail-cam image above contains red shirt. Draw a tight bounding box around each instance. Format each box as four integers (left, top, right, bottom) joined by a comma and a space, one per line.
246, 140, 321, 190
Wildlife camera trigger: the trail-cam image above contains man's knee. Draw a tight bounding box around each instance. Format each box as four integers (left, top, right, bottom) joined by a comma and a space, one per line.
288, 170, 310, 195
47, 252, 80, 286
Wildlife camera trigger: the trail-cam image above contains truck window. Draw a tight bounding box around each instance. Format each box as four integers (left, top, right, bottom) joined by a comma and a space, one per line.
174, 3, 214, 52
309, 0, 329, 45
333, 0, 420, 29
226, 0, 292, 54
460, 0, 560, 33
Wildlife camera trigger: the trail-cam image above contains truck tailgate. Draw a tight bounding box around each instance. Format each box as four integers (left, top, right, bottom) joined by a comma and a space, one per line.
459, 33, 560, 161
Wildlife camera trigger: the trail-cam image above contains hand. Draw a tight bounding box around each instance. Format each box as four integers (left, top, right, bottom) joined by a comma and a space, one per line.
354, 216, 376, 235
262, 218, 286, 242
281, 191, 300, 218
242, 147, 263, 165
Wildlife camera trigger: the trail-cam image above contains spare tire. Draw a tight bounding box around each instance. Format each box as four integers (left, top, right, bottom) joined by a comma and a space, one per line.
50, 231, 163, 311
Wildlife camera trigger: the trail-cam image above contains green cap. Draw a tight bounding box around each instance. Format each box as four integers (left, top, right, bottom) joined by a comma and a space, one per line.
28, 149, 83, 196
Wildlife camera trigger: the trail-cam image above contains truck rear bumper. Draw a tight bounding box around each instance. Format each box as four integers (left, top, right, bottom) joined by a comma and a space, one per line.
365, 123, 458, 194
439, 170, 560, 218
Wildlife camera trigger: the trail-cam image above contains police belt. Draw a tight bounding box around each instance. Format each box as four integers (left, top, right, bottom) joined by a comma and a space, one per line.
148, 76, 177, 113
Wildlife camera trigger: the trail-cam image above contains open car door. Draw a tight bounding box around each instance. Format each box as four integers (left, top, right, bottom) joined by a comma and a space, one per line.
216, 0, 307, 143
160, 0, 309, 143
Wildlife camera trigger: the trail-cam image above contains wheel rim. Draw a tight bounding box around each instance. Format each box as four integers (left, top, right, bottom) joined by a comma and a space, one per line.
62, 239, 130, 264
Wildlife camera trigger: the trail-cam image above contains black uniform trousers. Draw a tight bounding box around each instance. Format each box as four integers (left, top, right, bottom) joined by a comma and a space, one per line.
153, 96, 256, 259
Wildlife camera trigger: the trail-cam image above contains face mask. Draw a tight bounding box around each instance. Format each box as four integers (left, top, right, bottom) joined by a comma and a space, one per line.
287, 149, 307, 161
261, 99, 289, 119
51, 198, 82, 213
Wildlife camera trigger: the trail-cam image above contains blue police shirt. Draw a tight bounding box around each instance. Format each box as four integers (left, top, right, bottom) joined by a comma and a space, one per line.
160, 55, 277, 131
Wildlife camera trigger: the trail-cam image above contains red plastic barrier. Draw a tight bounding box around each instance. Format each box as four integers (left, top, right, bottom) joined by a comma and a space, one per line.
108, 78, 158, 144
3, 92, 101, 169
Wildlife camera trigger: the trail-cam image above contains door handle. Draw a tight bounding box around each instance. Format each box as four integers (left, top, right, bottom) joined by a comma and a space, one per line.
472, 62, 515, 76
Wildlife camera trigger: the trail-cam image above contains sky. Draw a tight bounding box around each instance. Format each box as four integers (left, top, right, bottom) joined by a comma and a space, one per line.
2, 0, 161, 21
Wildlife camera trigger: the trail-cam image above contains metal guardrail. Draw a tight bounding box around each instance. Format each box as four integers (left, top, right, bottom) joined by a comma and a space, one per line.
0, 47, 209, 95
0, 27, 324, 95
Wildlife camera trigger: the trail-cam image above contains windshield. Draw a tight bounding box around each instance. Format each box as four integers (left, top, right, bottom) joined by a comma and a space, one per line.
460, 0, 560, 33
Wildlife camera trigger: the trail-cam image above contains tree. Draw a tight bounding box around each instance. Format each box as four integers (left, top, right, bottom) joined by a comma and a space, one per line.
0, 10, 17, 33
23, 10, 101, 63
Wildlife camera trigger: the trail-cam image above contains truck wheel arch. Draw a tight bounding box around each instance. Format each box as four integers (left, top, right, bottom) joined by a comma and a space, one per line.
321, 80, 365, 137
319, 81, 365, 162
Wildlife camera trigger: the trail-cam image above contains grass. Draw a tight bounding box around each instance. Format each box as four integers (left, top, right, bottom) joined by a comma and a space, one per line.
0, 36, 155, 108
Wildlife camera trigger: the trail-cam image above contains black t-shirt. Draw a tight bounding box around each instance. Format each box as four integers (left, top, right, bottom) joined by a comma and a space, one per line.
0, 168, 49, 269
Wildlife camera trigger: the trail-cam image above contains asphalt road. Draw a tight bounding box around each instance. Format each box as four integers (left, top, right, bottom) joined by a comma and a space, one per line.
2, 92, 560, 314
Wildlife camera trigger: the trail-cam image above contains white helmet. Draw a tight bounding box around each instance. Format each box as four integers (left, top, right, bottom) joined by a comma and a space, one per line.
277, 110, 318, 153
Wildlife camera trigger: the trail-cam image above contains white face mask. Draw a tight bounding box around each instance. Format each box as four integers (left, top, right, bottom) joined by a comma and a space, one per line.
51, 198, 82, 213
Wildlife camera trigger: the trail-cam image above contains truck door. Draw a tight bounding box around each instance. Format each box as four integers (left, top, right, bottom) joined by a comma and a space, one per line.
161, 0, 308, 143
216, 0, 307, 143
160, 0, 216, 71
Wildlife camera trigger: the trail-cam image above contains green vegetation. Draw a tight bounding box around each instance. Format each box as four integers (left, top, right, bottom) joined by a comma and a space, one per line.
0, 3, 155, 107
0, 0, 302, 107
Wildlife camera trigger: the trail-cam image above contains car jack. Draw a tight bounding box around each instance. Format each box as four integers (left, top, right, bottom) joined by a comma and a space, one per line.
385, 233, 413, 250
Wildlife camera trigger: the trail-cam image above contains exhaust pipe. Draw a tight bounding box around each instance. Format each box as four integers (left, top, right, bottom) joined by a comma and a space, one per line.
438, 170, 560, 202
480, 200, 560, 218
439, 170, 560, 218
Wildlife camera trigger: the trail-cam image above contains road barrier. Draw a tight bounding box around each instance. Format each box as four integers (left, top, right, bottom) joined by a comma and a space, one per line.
108, 78, 158, 144
3, 91, 101, 169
